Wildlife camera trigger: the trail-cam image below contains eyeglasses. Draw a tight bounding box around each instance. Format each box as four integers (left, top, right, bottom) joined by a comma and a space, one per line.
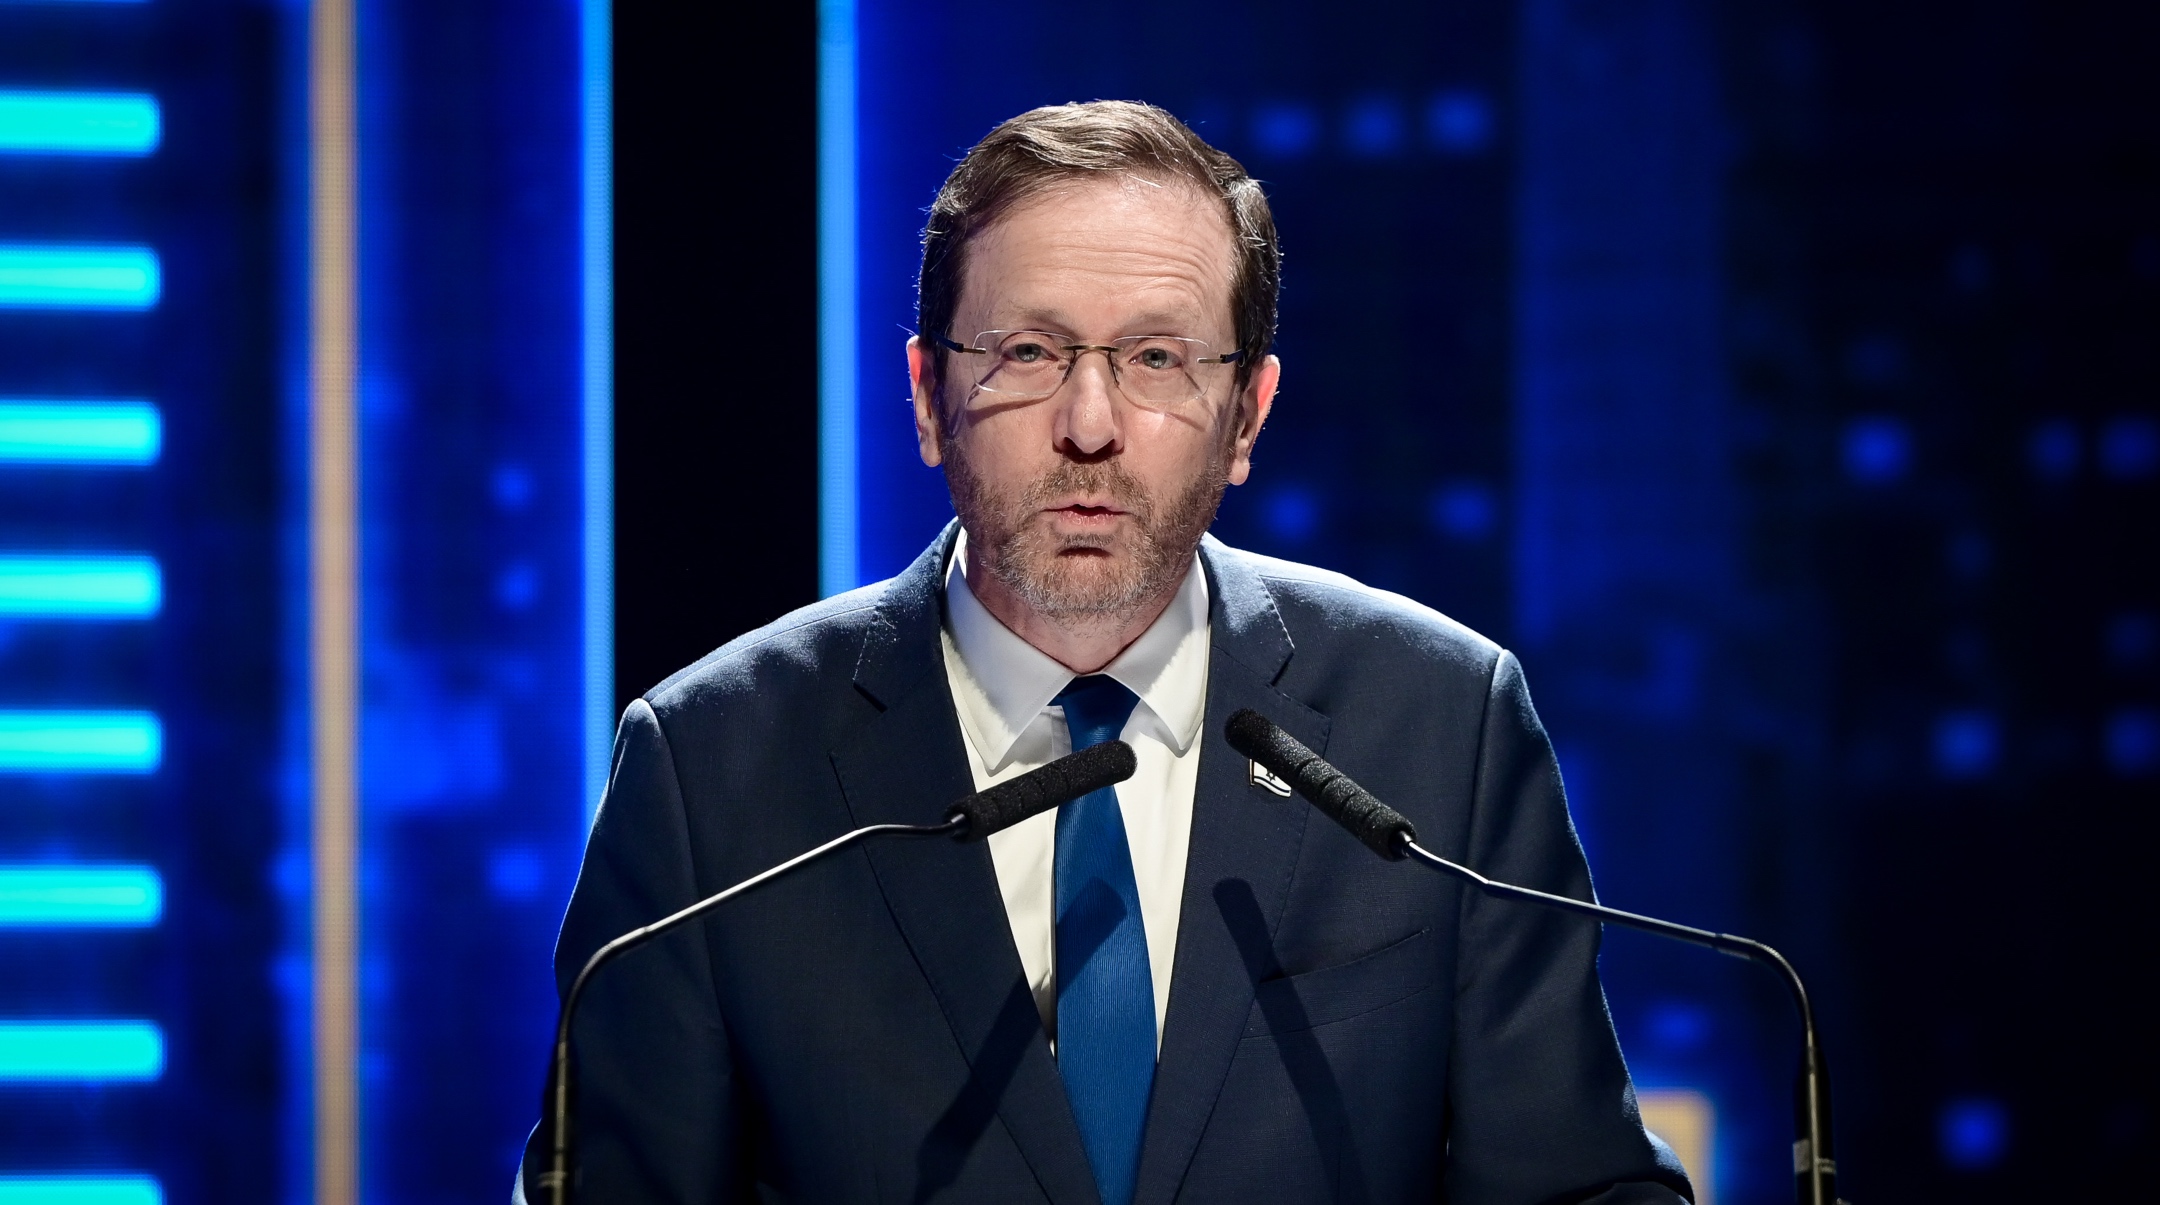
935, 330, 1244, 410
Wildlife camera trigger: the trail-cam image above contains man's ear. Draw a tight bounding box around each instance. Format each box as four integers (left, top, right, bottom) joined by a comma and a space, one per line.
907, 335, 945, 467
1225, 354, 1280, 486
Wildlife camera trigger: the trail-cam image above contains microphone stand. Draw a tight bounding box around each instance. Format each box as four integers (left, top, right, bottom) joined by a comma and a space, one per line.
1396, 837, 1840, 1205
534, 815, 965, 1205
1223, 708, 1840, 1205
531, 737, 1137, 1205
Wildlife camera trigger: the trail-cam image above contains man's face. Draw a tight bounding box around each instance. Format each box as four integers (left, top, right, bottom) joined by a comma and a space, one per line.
907, 174, 1279, 624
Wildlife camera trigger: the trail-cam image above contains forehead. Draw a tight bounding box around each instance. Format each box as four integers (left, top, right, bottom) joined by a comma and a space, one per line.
957, 174, 1237, 338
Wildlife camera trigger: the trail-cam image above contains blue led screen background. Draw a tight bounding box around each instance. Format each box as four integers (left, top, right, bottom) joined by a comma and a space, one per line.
0, 3, 284, 1201
0, 1, 603, 1202
0, 1, 2154, 1203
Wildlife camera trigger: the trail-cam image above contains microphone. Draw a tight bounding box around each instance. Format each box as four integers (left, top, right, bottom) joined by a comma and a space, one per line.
948, 738, 1137, 839
535, 741, 1136, 1205
1224, 708, 1416, 859
1223, 710, 1844, 1205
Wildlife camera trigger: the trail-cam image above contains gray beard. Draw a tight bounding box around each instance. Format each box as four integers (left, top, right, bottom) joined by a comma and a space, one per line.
943, 438, 1229, 628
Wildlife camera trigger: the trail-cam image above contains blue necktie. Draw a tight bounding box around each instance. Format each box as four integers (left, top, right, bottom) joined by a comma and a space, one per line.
1052, 674, 1153, 1205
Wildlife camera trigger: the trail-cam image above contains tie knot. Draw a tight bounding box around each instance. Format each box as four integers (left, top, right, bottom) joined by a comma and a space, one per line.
1054, 675, 1140, 752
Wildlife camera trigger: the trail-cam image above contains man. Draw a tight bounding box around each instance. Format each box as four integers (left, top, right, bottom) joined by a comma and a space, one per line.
522, 101, 1690, 1204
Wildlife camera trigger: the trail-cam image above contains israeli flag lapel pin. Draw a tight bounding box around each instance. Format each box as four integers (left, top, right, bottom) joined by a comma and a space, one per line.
1248, 760, 1294, 797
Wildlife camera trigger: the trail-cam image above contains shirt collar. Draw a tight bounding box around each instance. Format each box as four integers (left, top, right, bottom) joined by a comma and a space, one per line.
943, 528, 1210, 775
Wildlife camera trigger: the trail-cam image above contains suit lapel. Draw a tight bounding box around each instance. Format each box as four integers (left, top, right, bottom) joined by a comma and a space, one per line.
831, 525, 1100, 1205
1134, 539, 1328, 1205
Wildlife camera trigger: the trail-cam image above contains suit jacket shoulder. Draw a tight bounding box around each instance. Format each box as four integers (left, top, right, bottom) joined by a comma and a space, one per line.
646, 582, 884, 712
1217, 541, 1502, 678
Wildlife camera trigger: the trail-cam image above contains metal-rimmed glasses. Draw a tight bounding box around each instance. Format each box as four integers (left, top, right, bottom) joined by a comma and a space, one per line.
935, 330, 1244, 410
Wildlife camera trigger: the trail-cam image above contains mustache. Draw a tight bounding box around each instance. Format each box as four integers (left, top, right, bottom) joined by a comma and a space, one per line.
1017, 459, 1153, 519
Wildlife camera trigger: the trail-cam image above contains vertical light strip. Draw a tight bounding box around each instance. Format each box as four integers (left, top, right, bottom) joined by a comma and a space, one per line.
581, 0, 614, 820
816, 0, 858, 596
308, 0, 359, 1200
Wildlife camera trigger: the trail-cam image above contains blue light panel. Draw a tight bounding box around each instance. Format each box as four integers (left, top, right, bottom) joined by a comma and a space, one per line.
0, 401, 161, 465
0, 555, 161, 618
582, 0, 615, 817
0, 92, 160, 157
0, 866, 162, 926
817, 0, 859, 596
0, 711, 162, 773
0, 246, 160, 310
0, 1179, 162, 1205
0, 1021, 164, 1081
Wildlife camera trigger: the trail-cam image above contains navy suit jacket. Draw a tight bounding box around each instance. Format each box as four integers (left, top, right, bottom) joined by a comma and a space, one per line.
520, 526, 1691, 1204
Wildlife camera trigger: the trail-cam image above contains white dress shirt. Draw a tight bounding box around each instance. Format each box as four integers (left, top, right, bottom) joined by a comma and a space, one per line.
940, 531, 1210, 1052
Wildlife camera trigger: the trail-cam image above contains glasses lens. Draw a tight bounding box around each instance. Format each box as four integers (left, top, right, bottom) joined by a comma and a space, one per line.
1113, 336, 1211, 407
963, 332, 1228, 407
975, 332, 1069, 398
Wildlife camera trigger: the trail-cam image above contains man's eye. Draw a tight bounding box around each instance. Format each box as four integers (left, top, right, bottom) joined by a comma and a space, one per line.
1005, 342, 1055, 364
1131, 345, 1183, 371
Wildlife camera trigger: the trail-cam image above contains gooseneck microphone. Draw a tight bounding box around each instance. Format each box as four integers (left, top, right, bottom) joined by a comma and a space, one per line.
949, 739, 1140, 839
1223, 709, 1417, 859
535, 740, 1137, 1205
1225, 710, 1843, 1205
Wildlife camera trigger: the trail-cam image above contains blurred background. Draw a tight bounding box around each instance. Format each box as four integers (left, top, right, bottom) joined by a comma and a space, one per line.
0, 0, 2153, 1203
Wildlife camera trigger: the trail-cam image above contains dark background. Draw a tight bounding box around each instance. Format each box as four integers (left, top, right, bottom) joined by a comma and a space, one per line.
612, 3, 819, 705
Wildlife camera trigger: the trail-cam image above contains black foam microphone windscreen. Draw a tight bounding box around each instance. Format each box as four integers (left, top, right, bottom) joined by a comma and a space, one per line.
947, 740, 1138, 840
1224, 709, 1416, 859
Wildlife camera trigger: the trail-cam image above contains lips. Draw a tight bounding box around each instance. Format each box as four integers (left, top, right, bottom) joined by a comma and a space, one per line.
1046, 501, 1129, 519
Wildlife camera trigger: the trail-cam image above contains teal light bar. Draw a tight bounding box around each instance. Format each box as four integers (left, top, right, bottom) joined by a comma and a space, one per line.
0, 246, 160, 309
0, 555, 160, 617
0, 1178, 162, 1205
0, 92, 160, 156
0, 712, 161, 773
0, 1021, 164, 1081
0, 866, 161, 926
0, 401, 160, 465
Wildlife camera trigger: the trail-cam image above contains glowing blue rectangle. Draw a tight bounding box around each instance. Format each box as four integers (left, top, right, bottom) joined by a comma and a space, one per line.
0, 866, 161, 926
0, 92, 160, 156
0, 712, 161, 773
818, 0, 859, 595
0, 1021, 163, 1080
582, 0, 615, 820
0, 402, 160, 464
0, 556, 161, 617
0, 1178, 162, 1205
0, 246, 160, 309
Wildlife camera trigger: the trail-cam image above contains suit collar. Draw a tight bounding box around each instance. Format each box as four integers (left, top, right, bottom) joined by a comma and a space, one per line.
851, 521, 960, 712
1197, 534, 1295, 685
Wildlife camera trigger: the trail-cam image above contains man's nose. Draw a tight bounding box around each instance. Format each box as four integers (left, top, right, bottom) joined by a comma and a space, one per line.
1053, 350, 1123, 458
